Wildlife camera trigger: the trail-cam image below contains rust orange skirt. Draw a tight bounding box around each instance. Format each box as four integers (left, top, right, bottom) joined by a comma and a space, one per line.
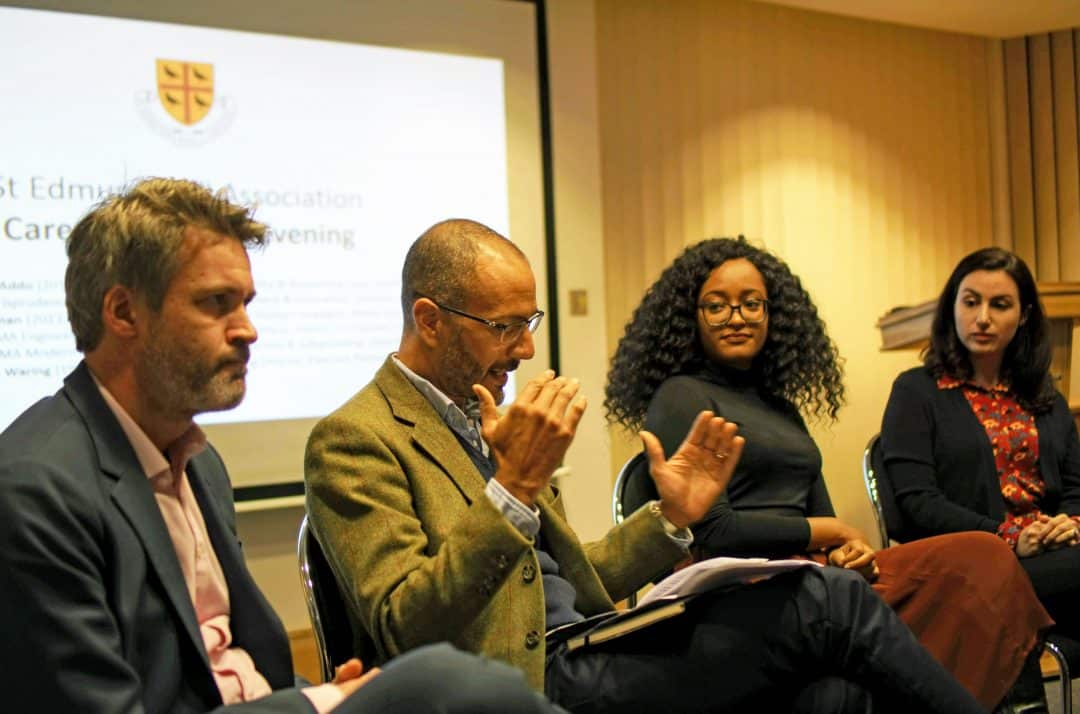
871, 531, 1053, 709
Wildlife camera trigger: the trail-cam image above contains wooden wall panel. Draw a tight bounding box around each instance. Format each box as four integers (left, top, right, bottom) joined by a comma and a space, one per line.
1029, 34, 1061, 278
1052, 31, 1080, 280
1001, 30, 1080, 281
1005, 37, 1038, 267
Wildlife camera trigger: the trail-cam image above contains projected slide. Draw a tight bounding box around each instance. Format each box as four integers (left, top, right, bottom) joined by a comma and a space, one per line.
0, 6, 510, 430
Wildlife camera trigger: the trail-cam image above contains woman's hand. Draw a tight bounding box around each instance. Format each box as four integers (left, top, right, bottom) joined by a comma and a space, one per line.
827, 539, 879, 582
1014, 520, 1047, 558
1038, 513, 1080, 551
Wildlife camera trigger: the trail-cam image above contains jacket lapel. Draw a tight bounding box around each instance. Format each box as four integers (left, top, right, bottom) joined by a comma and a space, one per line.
374, 358, 488, 504
63, 363, 210, 672
943, 385, 1006, 520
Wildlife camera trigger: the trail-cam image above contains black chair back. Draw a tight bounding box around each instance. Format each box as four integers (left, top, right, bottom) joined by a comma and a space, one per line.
297, 515, 355, 683
612, 452, 658, 525
861, 434, 906, 547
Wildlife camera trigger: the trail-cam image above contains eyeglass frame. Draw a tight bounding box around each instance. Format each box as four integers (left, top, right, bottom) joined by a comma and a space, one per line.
427, 298, 545, 343
697, 298, 770, 327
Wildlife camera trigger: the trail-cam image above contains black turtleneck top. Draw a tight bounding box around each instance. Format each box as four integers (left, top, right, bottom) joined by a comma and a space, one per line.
643, 365, 833, 559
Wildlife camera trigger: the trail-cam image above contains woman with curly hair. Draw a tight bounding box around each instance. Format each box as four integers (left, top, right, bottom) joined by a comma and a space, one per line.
605, 237, 1052, 712
881, 247, 1080, 639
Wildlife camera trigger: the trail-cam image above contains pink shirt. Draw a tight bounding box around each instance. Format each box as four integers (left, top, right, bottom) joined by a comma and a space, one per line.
95, 381, 343, 712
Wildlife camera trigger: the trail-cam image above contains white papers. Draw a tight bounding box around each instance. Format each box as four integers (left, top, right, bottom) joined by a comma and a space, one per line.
638, 556, 821, 607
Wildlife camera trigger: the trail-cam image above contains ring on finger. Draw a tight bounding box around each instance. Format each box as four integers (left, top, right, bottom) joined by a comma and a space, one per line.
713, 450, 728, 461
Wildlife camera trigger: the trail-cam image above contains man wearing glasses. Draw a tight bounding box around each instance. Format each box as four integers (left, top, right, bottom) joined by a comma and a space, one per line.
304, 219, 983, 714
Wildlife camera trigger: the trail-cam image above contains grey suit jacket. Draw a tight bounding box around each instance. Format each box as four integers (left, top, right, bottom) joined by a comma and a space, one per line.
0, 363, 310, 713
304, 356, 685, 691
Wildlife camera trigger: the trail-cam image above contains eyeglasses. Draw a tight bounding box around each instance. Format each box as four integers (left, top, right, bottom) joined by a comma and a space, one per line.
433, 300, 545, 344
697, 298, 769, 327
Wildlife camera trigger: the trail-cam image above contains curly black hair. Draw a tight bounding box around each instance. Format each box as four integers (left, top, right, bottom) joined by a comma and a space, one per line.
604, 236, 845, 431
924, 247, 1056, 413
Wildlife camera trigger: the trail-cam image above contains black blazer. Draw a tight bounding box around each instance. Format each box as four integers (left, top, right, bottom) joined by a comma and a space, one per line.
880, 366, 1080, 542
0, 363, 309, 713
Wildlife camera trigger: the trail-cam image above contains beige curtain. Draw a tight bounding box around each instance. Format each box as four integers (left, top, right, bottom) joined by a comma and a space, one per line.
1001, 31, 1080, 281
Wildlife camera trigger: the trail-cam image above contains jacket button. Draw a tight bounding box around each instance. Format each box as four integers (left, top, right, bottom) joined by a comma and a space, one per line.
522, 563, 536, 583
525, 630, 541, 649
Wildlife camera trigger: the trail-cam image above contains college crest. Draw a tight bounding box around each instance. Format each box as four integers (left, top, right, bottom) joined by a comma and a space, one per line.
156, 59, 214, 126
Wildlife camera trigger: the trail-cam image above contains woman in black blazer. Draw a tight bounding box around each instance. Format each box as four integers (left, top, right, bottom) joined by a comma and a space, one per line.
881, 247, 1080, 639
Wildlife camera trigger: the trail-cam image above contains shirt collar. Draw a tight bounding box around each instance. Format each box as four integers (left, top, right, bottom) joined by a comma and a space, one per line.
92, 373, 207, 481
937, 373, 1010, 394
392, 355, 485, 450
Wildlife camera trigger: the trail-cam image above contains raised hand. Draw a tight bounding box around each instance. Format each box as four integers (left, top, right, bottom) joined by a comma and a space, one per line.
476, 370, 587, 506
641, 411, 744, 529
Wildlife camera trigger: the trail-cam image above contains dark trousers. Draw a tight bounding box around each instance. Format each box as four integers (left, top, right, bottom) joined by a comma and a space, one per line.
339, 643, 566, 714
544, 567, 984, 714
1020, 544, 1080, 638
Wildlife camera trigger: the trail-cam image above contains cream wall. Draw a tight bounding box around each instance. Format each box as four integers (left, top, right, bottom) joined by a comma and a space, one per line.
236, 506, 308, 631
545, 0, 613, 542
595, 0, 1010, 541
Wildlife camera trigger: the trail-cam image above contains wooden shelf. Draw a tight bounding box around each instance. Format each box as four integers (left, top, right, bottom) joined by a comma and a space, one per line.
1041, 283, 1080, 319
876, 300, 935, 350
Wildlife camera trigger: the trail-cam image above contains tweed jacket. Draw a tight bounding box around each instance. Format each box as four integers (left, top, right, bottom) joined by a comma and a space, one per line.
304, 357, 685, 690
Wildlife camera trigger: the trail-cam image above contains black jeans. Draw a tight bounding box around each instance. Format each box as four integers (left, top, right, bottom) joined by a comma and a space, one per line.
545, 567, 984, 714
1020, 544, 1080, 638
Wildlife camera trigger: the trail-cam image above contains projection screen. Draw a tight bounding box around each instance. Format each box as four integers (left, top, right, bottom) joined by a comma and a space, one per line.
0, 0, 549, 497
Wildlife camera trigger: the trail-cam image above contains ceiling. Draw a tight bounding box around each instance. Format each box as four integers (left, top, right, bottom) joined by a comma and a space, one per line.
753, 0, 1080, 38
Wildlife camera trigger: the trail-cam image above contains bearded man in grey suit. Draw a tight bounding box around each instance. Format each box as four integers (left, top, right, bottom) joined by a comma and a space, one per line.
304, 219, 988, 714
0, 179, 560, 714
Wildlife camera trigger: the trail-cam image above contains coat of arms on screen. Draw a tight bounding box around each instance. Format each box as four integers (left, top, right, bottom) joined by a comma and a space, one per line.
135, 59, 234, 147
156, 59, 214, 126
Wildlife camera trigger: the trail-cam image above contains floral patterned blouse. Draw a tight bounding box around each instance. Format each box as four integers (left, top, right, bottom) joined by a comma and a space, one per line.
939, 374, 1080, 547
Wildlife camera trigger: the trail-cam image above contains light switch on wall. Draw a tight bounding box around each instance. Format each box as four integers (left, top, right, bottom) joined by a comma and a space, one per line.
569, 289, 588, 316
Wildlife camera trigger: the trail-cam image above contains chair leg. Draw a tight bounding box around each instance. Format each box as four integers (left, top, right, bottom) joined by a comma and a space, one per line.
1044, 640, 1071, 714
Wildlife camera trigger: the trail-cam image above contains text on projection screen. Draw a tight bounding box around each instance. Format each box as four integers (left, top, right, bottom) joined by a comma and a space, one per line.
0, 6, 511, 429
